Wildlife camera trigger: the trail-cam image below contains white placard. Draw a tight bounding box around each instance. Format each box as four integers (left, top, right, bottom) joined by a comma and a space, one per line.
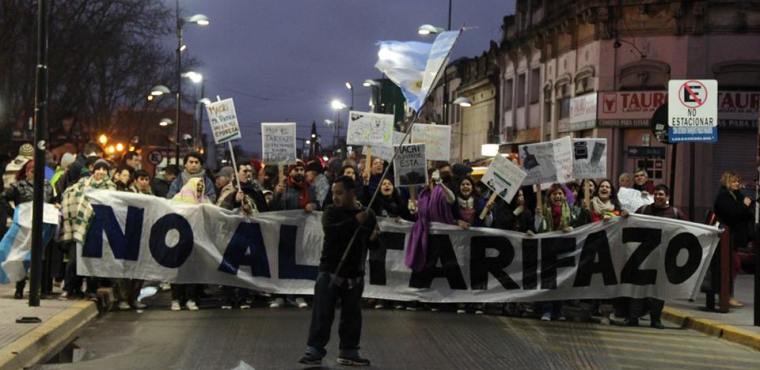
261, 123, 296, 164
411, 124, 451, 161
346, 111, 394, 147
364, 131, 409, 162
519, 136, 573, 185
205, 98, 242, 144
668, 79, 718, 143
618, 187, 654, 214
393, 144, 428, 187
481, 155, 527, 203
572, 138, 607, 180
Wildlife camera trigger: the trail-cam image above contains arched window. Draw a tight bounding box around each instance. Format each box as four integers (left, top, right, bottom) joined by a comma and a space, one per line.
618, 59, 670, 90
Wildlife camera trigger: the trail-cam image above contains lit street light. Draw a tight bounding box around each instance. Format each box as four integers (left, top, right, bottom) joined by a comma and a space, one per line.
417, 24, 444, 35
331, 99, 347, 110
345, 82, 354, 110
453, 96, 472, 107
330, 99, 348, 151
159, 118, 174, 127
98, 134, 108, 146
150, 85, 171, 96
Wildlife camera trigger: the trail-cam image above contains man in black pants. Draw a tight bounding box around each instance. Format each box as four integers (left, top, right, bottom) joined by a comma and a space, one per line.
299, 176, 377, 366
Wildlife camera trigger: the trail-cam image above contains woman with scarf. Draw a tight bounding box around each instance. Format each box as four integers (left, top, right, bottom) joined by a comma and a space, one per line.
60, 159, 116, 300
452, 176, 489, 314
588, 179, 627, 222
0, 160, 54, 299
406, 168, 461, 312
168, 177, 210, 311
535, 183, 590, 321
588, 179, 629, 323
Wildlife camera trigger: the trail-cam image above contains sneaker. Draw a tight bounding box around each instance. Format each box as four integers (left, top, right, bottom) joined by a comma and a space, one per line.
170, 300, 181, 311
58, 292, 69, 301
239, 304, 251, 310
374, 301, 385, 309
557, 316, 566, 321
456, 308, 466, 314
295, 297, 309, 309
475, 309, 484, 315
221, 304, 233, 310
394, 303, 406, 310
298, 353, 322, 366
269, 297, 285, 308
541, 312, 552, 321
429, 306, 439, 312
118, 301, 131, 311
186, 300, 199, 311
337, 355, 371, 366
160, 282, 171, 291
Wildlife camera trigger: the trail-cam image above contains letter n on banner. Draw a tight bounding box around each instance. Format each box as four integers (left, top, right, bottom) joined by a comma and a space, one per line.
278, 225, 318, 280
82, 205, 143, 261
219, 223, 271, 277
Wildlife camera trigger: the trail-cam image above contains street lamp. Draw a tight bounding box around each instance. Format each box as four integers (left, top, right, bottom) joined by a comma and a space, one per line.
324, 119, 334, 126
453, 96, 472, 107
330, 99, 347, 150
174, 0, 210, 165
417, 24, 444, 35
98, 134, 108, 146
150, 85, 171, 96
345, 82, 354, 110
159, 118, 174, 127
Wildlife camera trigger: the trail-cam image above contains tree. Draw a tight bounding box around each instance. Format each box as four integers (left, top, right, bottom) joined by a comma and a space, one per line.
0, 0, 195, 152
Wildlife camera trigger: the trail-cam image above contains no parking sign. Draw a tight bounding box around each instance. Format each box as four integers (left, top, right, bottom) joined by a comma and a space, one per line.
667, 79, 718, 142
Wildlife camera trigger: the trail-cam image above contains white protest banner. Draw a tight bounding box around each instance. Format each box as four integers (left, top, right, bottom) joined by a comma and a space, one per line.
411, 124, 451, 161
261, 123, 296, 164
481, 155, 527, 203
572, 138, 607, 179
394, 144, 427, 187
364, 131, 409, 162
347, 111, 394, 147
618, 187, 655, 214
205, 98, 242, 144
519, 136, 573, 185
80, 191, 720, 302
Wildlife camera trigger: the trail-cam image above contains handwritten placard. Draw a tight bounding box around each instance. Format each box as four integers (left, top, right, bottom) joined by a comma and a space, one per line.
347, 111, 394, 147
519, 136, 573, 185
261, 123, 296, 164
411, 124, 450, 161
393, 144, 428, 187
205, 98, 242, 144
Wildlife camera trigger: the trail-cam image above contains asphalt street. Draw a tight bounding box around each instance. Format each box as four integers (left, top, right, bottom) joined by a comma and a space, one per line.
36, 297, 760, 370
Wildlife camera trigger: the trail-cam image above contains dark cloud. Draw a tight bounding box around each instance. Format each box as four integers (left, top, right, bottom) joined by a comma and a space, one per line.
173, 0, 515, 155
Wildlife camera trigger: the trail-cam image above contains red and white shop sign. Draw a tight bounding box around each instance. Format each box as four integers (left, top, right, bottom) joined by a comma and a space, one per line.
597, 91, 760, 120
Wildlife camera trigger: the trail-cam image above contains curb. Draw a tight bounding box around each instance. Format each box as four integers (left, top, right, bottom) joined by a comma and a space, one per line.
662, 306, 760, 351
0, 301, 98, 370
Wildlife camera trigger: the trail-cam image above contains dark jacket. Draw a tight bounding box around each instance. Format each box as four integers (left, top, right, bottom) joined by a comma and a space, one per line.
271, 181, 318, 211
636, 203, 685, 220
451, 196, 488, 227
319, 204, 377, 278
151, 178, 172, 198
371, 192, 412, 221
713, 186, 754, 248
218, 182, 269, 213
491, 198, 535, 233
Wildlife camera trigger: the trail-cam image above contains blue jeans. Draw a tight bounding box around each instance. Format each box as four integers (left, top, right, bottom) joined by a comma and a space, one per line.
306, 272, 364, 358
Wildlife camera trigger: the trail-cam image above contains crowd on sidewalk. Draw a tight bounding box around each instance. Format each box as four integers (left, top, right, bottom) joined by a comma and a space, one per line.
0, 141, 756, 330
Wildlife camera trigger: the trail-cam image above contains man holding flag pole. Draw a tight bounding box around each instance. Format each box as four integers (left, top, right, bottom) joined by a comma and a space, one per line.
299, 28, 462, 367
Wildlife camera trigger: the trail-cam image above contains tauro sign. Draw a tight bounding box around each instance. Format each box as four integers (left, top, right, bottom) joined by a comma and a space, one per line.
78, 191, 720, 302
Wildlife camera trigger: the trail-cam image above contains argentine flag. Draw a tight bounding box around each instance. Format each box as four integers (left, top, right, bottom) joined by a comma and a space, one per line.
375, 30, 461, 112
0, 202, 59, 283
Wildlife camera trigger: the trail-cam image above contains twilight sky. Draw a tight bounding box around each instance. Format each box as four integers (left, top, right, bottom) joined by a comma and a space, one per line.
171, 0, 515, 156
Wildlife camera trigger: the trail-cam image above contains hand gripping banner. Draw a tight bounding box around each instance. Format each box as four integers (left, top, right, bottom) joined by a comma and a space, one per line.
79, 191, 721, 303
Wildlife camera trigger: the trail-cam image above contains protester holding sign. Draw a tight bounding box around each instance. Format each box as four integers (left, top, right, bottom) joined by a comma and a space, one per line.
490, 187, 535, 233
370, 177, 411, 221
453, 176, 488, 228
299, 176, 377, 367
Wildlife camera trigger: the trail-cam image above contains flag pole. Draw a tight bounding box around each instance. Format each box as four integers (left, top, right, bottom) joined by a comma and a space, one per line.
331, 30, 463, 284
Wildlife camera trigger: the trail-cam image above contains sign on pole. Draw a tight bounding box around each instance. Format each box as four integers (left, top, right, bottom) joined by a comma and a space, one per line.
572, 138, 607, 179
411, 124, 451, 161
667, 79, 718, 143
205, 98, 242, 144
261, 123, 296, 164
482, 155, 527, 203
393, 144, 427, 187
346, 111, 394, 147
519, 136, 573, 185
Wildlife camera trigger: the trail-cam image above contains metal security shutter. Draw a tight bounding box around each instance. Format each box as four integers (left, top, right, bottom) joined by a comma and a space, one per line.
711, 131, 756, 192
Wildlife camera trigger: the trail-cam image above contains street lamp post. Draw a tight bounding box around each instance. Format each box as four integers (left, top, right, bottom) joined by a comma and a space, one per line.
345, 82, 354, 110
330, 99, 347, 154
418, 0, 452, 126
174, 0, 208, 165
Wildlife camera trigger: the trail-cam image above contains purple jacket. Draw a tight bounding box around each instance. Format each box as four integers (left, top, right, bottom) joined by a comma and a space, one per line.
405, 185, 456, 272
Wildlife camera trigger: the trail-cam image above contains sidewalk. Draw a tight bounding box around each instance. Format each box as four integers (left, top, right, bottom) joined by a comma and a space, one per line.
663, 273, 760, 350
0, 284, 97, 370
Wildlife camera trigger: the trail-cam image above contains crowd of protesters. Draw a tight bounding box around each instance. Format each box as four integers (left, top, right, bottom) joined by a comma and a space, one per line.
0, 142, 755, 329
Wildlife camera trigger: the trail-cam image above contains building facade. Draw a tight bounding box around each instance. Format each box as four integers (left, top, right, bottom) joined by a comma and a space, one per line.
488, 0, 760, 218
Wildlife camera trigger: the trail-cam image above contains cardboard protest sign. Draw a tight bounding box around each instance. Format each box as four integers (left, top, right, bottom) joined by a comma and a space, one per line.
519, 136, 573, 185
411, 124, 450, 161
482, 155, 527, 203
363, 131, 409, 162
261, 123, 296, 164
393, 144, 427, 187
347, 111, 394, 147
618, 187, 654, 214
205, 98, 242, 144
572, 138, 607, 179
